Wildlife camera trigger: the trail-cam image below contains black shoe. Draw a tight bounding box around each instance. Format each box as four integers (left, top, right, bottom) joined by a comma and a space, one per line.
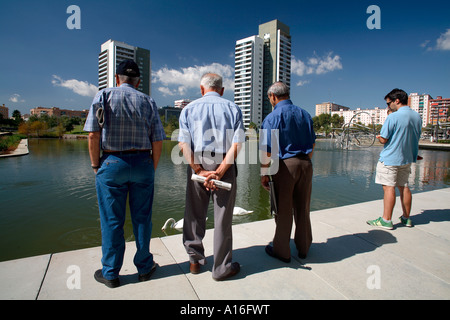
138, 262, 157, 282
298, 253, 307, 259
265, 245, 291, 263
94, 269, 120, 288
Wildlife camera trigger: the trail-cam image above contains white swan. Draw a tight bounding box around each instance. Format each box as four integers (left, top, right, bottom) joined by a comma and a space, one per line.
162, 218, 184, 232
162, 208, 251, 234
233, 207, 253, 216
162, 217, 209, 233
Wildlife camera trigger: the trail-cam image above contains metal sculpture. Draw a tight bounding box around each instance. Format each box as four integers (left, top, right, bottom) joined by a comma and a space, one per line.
335, 111, 377, 149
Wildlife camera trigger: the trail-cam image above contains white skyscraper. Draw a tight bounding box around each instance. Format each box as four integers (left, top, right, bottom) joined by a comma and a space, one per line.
234, 36, 264, 128
98, 39, 151, 95
234, 20, 291, 128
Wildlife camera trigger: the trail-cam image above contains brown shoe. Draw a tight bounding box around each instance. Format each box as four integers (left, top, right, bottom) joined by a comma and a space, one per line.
213, 262, 240, 281
190, 262, 200, 274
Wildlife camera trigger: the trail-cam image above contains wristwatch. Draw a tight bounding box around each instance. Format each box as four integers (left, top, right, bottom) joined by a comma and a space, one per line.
91, 165, 100, 170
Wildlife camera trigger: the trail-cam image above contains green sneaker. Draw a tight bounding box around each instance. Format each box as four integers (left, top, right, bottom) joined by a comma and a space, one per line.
399, 216, 413, 227
366, 217, 394, 230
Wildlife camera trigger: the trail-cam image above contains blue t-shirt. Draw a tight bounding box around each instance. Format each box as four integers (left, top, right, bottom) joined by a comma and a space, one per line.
260, 99, 316, 160
379, 106, 422, 166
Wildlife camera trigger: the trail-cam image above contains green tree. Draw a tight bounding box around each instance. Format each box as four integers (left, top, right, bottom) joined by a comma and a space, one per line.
331, 114, 344, 128
312, 113, 344, 136
318, 113, 332, 128
248, 122, 258, 130
312, 116, 321, 132
12, 110, 23, 126
30, 121, 47, 137
28, 114, 40, 123
61, 116, 74, 132
18, 122, 31, 136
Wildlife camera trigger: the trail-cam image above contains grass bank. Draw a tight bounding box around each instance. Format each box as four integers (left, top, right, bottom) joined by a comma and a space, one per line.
0, 134, 27, 153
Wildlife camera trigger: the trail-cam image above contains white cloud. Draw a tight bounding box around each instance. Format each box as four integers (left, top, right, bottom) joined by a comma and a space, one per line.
421, 29, 450, 51
296, 80, 310, 87
153, 63, 234, 97
420, 40, 430, 48
158, 87, 178, 96
291, 52, 343, 78
291, 58, 308, 77
52, 75, 98, 97
9, 94, 25, 103
314, 53, 343, 75
436, 29, 450, 51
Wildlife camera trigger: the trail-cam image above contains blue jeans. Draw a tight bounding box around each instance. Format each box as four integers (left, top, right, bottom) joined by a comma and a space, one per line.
95, 152, 155, 280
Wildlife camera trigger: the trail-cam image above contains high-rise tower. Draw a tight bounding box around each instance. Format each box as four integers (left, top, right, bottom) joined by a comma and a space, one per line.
234, 20, 291, 128
258, 20, 291, 119
98, 39, 151, 95
234, 36, 264, 128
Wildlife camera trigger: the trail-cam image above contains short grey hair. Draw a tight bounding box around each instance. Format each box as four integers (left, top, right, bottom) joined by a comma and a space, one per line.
200, 73, 223, 89
267, 82, 290, 98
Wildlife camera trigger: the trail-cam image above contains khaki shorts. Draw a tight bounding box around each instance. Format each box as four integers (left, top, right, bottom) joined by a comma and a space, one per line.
375, 161, 411, 187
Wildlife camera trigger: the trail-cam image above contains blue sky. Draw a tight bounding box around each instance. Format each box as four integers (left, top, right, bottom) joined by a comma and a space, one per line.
1, 0, 449, 117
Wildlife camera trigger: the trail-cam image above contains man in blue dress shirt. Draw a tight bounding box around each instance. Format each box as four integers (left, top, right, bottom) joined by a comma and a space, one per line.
84, 60, 166, 288
367, 88, 422, 230
260, 82, 316, 262
178, 73, 245, 280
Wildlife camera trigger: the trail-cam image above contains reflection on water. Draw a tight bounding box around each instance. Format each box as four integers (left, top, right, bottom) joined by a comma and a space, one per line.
0, 138, 448, 261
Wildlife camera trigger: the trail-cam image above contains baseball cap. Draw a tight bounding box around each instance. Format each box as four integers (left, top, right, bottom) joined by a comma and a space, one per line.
116, 59, 140, 77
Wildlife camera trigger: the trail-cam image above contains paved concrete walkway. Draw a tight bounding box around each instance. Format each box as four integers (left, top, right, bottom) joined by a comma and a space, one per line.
0, 139, 29, 158
1, 188, 449, 300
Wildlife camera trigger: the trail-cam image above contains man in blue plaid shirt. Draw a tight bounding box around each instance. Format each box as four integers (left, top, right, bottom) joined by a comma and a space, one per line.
84, 59, 166, 288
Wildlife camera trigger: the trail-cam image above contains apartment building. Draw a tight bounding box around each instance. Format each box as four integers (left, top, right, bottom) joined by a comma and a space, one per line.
430, 96, 450, 125
0, 104, 8, 119
409, 93, 432, 127
174, 99, 192, 109
98, 39, 151, 95
234, 20, 291, 128
315, 102, 350, 116
234, 36, 264, 128
259, 19, 292, 119
30, 107, 88, 118
331, 107, 388, 127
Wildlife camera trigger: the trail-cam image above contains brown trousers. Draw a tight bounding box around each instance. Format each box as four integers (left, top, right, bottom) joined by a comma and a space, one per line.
272, 154, 313, 260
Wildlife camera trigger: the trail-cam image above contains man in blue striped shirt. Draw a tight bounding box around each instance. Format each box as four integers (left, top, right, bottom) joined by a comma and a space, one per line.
84, 59, 165, 288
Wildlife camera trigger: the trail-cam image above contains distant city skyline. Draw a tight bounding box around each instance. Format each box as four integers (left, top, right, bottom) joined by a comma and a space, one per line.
1, 0, 449, 118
